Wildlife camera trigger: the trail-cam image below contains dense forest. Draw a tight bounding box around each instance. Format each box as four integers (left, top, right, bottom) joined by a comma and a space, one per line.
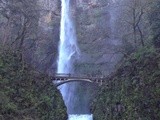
0, 0, 160, 120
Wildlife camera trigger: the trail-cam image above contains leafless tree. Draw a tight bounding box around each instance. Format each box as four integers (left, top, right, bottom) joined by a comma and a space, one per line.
118, 0, 151, 48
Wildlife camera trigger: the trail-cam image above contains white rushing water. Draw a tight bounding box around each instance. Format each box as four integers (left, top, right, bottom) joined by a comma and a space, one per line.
68, 114, 93, 120
57, 0, 93, 119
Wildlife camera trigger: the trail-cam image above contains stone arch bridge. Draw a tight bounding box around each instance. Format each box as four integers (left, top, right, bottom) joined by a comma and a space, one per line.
51, 73, 105, 87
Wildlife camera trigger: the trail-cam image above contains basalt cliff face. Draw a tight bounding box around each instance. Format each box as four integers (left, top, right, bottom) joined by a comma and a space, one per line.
74, 0, 123, 75
37, 0, 122, 74
0, 0, 123, 74
33, 0, 61, 73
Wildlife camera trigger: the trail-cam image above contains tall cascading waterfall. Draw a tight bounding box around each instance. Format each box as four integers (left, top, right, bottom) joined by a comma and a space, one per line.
57, 0, 93, 119
57, 0, 79, 113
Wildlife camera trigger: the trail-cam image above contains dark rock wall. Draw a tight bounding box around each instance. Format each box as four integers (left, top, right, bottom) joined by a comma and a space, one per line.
32, 0, 124, 76
0, 0, 123, 75
33, 0, 61, 73
73, 0, 123, 75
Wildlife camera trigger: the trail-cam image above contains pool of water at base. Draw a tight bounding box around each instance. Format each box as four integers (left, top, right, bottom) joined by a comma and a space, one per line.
68, 114, 93, 120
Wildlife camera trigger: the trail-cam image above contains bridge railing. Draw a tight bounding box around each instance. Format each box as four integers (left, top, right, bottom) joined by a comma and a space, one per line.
52, 73, 104, 79
51, 73, 105, 86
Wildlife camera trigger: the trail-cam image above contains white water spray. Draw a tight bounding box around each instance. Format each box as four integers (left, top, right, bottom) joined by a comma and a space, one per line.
57, 0, 79, 113
57, 0, 93, 119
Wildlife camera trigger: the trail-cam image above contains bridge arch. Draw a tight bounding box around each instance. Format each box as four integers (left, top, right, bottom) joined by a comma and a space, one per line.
51, 73, 104, 87
53, 79, 93, 87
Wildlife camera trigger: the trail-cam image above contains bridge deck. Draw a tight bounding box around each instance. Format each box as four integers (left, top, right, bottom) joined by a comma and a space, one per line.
51, 73, 105, 86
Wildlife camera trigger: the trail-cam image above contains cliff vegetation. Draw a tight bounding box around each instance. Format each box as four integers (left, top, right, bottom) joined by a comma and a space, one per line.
0, 49, 67, 120
91, 47, 160, 120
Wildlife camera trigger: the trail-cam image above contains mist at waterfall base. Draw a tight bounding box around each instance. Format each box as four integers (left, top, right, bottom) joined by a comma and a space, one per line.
56, 0, 93, 119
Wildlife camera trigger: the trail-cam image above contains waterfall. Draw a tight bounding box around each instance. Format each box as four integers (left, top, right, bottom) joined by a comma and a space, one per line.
57, 0, 93, 119
57, 0, 80, 114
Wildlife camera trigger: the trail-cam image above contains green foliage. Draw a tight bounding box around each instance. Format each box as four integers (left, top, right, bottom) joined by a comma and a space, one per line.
0, 50, 67, 120
91, 47, 160, 120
